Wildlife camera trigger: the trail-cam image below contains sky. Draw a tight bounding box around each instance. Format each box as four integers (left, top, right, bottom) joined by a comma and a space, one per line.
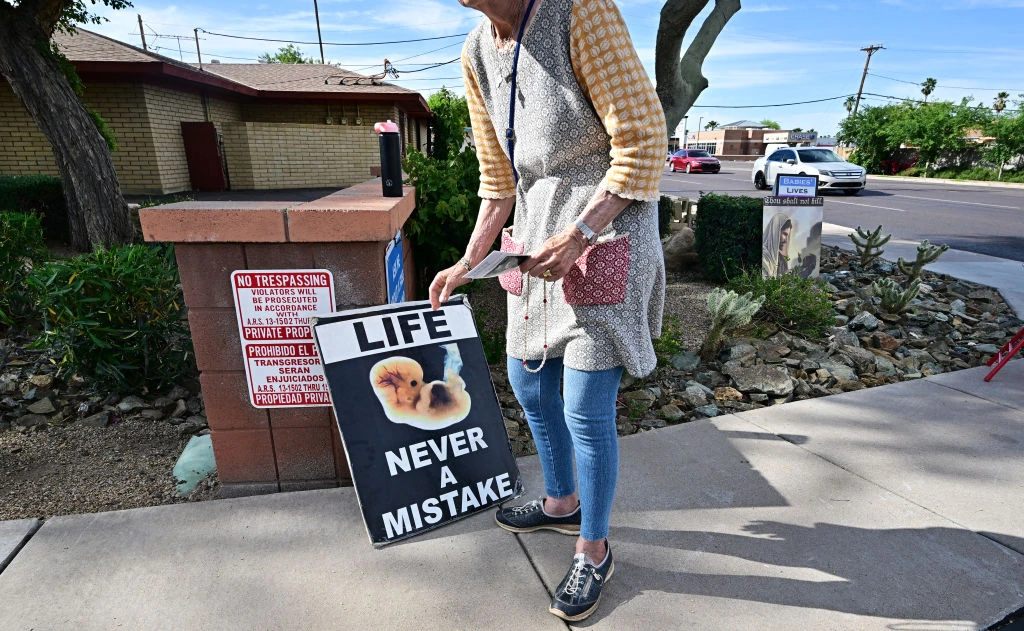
87, 0, 1024, 136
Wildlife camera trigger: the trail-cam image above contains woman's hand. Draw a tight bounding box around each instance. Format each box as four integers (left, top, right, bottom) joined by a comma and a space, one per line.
521, 228, 586, 281
429, 263, 472, 310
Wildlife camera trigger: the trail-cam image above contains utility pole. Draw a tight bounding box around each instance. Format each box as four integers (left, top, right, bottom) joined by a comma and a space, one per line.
313, 0, 325, 64
138, 14, 147, 50
853, 44, 884, 116
194, 28, 203, 70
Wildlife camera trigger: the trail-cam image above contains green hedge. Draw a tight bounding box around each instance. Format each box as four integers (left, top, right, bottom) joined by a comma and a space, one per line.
693, 193, 762, 283
29, 243, 195, 391
0, 211, 49, 326
0, 175, 68, 241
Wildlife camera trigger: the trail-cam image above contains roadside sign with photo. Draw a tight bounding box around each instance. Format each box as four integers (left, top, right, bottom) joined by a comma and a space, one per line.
762, 204, 824, 280
312, 296, 522, 546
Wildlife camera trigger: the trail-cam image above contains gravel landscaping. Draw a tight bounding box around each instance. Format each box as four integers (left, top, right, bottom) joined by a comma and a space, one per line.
2, 245, 1019, 521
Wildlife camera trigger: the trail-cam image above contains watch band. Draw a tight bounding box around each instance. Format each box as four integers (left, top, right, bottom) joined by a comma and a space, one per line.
574, 218, 598, 244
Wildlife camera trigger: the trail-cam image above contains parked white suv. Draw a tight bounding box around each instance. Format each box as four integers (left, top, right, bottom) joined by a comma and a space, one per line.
752, 147, 867, 195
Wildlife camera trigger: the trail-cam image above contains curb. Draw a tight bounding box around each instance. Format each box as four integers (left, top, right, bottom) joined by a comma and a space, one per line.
867, 174, 1024, 190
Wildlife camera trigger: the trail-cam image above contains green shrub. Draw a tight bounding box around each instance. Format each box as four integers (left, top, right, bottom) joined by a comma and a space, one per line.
0, 211, 49, 326
658, 195, 674, 239
28, 243, 195, 391
403, 148, 482, 291
726, 271, 835, 338
0, 175, 67, 241
693, 193, 762, 283
653, 315, 684, 366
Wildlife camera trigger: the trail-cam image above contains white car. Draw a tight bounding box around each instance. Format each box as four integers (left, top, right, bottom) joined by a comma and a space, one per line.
751, 147, 866, 195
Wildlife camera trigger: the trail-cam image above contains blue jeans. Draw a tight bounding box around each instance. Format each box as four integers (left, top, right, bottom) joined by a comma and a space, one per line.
506, 356, 623, 541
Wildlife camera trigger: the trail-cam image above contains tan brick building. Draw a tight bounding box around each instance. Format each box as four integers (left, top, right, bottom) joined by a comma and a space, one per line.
0, 29, 431, 195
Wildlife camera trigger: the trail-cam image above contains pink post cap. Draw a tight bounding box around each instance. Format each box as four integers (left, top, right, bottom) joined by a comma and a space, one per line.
374, 120, 399, 133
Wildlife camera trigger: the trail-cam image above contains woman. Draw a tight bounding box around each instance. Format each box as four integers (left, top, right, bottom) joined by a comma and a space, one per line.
429, 0, 666, 621
762, 213, 793, 278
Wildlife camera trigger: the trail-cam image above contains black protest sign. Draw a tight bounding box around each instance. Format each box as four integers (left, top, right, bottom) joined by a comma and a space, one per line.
312, 296, 523, 546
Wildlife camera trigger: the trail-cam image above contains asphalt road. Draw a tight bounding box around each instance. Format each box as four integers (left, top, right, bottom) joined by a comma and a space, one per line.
660, 162, 1024, 262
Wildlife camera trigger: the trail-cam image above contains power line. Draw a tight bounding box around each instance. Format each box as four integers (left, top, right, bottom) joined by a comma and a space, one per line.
350, 41, 464, 72
693, 94, 856, 109
867, 72, 1024, 93
196, 28, 469, 47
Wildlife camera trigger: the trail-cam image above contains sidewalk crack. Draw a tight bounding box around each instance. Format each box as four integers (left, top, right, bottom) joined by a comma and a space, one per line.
0, 518, 43, 576
514, 533, 571, 629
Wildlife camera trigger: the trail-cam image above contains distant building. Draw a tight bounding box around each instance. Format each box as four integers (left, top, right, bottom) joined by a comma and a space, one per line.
0, 29, 431, 194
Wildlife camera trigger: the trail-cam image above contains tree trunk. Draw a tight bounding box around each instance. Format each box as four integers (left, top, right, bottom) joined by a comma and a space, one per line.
0, 19, 135, 252
655, 0, 741, 135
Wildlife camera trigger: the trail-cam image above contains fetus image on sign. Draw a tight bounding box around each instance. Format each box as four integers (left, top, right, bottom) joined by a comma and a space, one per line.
369, 344, 471, 430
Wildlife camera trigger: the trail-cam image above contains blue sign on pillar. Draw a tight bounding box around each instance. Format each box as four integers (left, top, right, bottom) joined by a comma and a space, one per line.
385, 230, 406, 304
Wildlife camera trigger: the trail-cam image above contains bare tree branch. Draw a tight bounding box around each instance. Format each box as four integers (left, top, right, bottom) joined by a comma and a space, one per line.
655, 0, 741, 134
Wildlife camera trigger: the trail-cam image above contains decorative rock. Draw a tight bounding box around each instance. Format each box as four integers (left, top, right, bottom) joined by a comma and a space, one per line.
694, 370, 727, 389
139, 409, 167, 421
872, 332, 902, 352
670, 351, 701, 372
503, 419, 520, 438
722, 343, 757, 362
117, 395, 150, 414
170, 399, 189, 419
622, 389, 656, 402
151, 397, 176, 413
28, 374, 55, 389
831, 327, 861, 348
728, 365, 794, 397
949, 299, 967, 315
684, 381, 714, 397
166, 385, 191, 401
14, 413, 47, 428
81, 411, 111, 428
874, 356, 898, 377
618, 374, 637, 391
27, 398, 56, 415
662, 226, 696, 271
973, 344, 1000, 355
818, 360, 857, 382
749, 393, 769, 403
640, 418, 668, 430
694, 405, 719, 417
713, 386, 744, 401
840, 345, 878, 373
848, 311, 880, 332
660, 404, 685, 422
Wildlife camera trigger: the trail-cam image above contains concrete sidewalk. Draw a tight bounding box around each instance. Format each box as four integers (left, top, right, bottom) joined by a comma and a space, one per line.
823, 222, 1024, 316
1, 360, 1022, 630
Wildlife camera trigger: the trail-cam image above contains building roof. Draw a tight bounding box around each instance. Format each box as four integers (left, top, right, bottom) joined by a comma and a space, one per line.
52, 29, 430, 116
196, 63, 418, 97
721, 120, 771, 129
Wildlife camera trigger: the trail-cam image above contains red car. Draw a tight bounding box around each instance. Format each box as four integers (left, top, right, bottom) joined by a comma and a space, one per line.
669, 149, 721, 174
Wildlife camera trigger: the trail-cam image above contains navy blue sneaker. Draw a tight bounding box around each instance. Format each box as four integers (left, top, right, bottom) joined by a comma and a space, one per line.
549, 547, 614, 621
494, 498, 581, 535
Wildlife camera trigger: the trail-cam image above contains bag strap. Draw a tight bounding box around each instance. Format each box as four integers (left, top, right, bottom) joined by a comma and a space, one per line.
506, 0, 538, 185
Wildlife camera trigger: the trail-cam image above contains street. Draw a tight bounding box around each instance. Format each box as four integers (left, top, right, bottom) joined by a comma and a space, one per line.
661, 162, 1024, 262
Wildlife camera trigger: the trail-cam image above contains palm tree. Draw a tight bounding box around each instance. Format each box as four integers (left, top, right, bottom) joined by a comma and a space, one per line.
844, 96, 856, 115
704, 120, 718, 131
994, 91, 1010, 115
921, 77, 937, 102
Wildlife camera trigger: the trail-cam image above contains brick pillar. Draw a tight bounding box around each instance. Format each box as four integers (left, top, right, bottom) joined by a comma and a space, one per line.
139, 181, 415, 498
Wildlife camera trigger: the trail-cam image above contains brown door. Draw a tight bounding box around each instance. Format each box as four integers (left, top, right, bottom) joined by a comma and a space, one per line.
180, 122, 226, 191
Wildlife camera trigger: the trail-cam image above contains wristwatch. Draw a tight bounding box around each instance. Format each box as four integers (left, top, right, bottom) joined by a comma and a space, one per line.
573, 218, 598, 245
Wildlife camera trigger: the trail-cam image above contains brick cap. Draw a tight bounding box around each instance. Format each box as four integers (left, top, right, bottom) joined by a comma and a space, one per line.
139, 180, 415, 244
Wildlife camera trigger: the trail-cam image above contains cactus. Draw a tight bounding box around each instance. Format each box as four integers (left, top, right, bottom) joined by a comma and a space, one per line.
897, 240, 949, 281
872, 277, 921, 314
848, 225, 891, 268
699, 288, 766, 361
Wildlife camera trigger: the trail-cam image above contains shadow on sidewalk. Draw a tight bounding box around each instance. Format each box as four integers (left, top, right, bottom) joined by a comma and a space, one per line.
583, 522, 1024, 628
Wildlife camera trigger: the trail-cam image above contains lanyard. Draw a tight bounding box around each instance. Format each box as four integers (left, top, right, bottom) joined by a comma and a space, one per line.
506, 0, 538, 185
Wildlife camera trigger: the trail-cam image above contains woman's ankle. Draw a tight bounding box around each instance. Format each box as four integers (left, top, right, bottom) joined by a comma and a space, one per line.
543, 495, 580, 517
